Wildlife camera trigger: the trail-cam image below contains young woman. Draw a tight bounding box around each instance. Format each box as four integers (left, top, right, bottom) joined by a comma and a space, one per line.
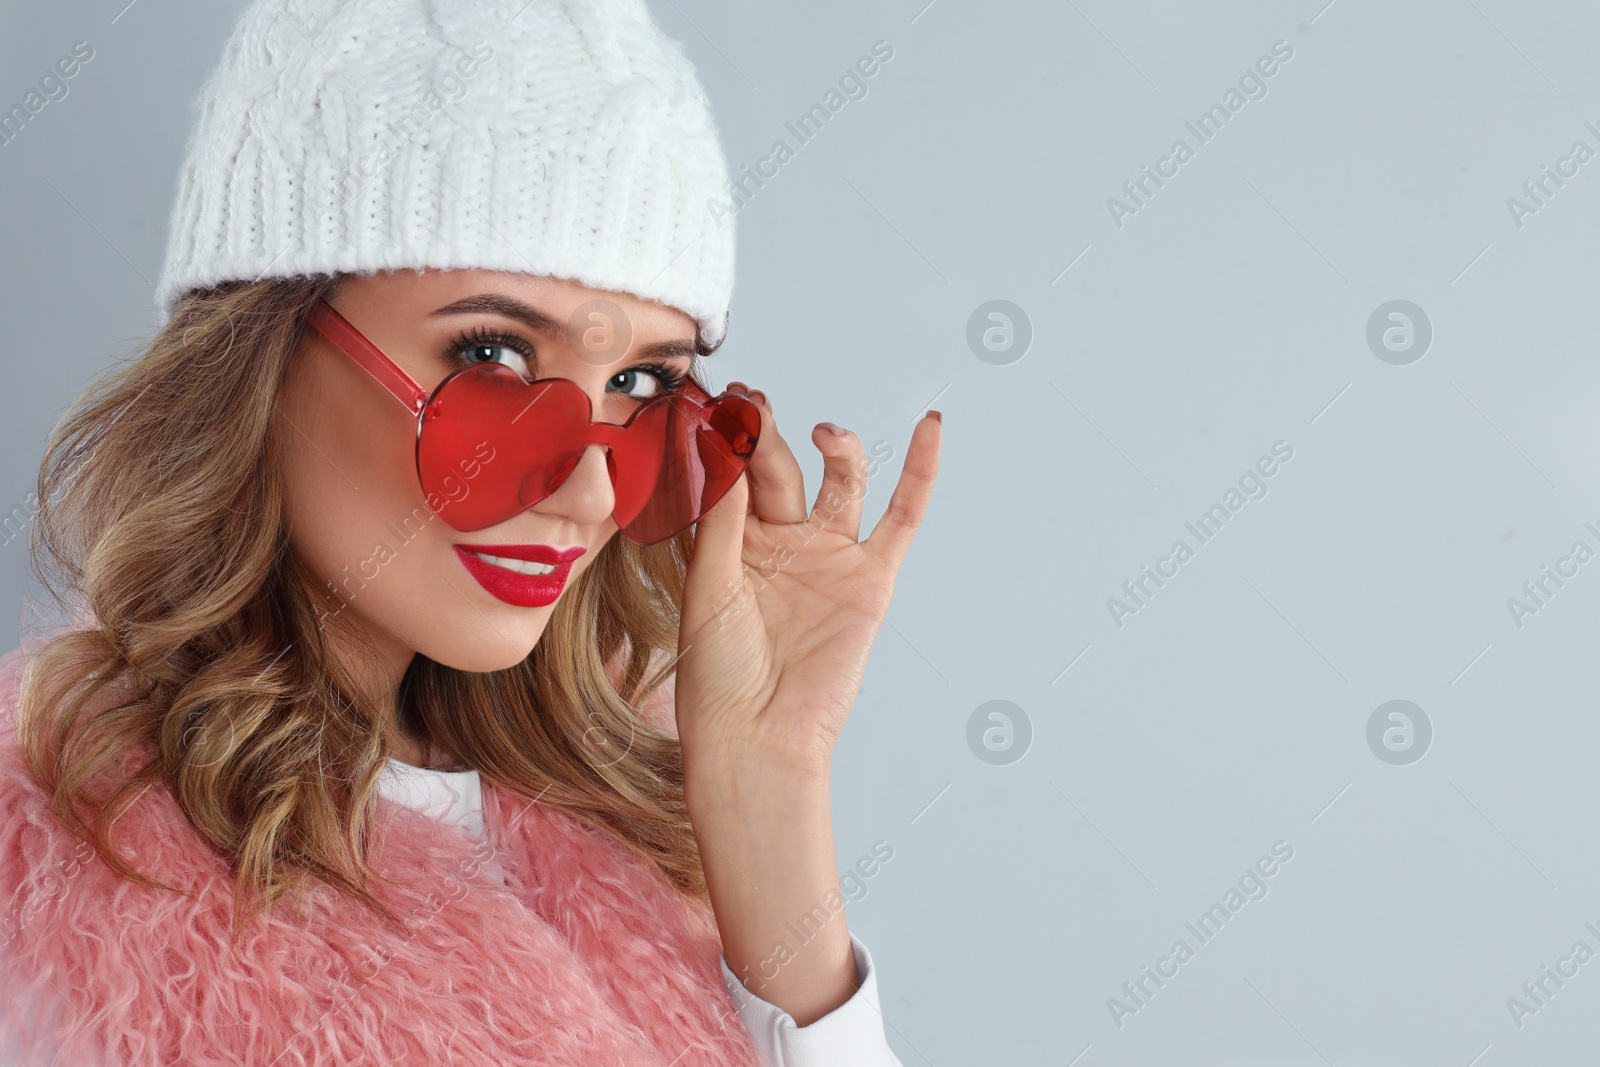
0, 2, 940, 1065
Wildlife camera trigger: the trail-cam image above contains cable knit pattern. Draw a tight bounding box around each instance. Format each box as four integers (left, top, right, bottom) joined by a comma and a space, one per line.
0, 645, 761, 1066
154, 0, 736, 347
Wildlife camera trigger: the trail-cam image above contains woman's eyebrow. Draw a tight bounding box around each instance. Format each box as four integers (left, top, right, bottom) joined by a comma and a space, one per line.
429, 293, 697, 362
636, 338, 697, 362
430, 293, 566, 337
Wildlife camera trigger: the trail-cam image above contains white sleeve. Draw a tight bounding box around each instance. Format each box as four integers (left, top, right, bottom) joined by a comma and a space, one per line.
720, 931, 904, 1067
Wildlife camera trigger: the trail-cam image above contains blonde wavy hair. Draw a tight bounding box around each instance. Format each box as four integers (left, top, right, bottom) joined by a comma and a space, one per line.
14, 276, 710, 940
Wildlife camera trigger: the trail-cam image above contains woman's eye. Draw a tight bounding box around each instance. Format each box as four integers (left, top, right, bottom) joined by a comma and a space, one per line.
459, 344, 530, 377
608, 368, 663, 399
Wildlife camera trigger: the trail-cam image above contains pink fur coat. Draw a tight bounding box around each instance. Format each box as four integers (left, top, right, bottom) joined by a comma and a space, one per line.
0, 645, 762, 1066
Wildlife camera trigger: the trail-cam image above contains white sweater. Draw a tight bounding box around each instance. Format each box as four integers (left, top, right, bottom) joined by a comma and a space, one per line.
374, 758, 905, 1067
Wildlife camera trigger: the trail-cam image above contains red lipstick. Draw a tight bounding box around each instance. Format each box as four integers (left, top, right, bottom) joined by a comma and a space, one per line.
453, 543, 586, 608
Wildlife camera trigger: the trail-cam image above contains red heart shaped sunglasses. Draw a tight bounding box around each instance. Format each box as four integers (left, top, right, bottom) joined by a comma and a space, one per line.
305, 298, 761, 547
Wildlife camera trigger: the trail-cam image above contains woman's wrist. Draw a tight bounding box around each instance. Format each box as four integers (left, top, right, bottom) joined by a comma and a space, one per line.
683, 748, 832, 828
683, 745, 858, 1026
679, 711, 838, 791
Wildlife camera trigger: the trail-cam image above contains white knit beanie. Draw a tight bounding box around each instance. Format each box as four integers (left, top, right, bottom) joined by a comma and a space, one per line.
154, 0, 735, 349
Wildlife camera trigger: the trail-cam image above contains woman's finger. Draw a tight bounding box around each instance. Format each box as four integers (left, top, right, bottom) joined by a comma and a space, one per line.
862, 412, 942, 567
680, 457, 749, 639
727, 383, 808, 525
806, 424, 868, 542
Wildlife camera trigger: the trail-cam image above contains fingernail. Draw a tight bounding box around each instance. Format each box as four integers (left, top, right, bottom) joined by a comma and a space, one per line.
818, 422, 843, 436
928, 409, 942, 423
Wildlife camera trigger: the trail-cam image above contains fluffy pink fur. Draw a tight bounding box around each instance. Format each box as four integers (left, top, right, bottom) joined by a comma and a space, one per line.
0, 643, 760, 1066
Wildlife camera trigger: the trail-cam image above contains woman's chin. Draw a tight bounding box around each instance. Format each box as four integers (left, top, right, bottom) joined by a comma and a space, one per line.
417, 623, 547, 674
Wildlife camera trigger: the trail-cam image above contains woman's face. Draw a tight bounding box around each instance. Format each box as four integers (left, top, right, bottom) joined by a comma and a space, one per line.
276, 269, 700, 679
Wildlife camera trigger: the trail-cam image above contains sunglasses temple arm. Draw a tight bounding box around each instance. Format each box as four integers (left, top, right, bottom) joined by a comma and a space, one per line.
306, 299, 428, 417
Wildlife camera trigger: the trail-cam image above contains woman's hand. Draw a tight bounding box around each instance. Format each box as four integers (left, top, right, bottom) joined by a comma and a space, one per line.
673, 385, 942, 781
672, 383, 941, 1024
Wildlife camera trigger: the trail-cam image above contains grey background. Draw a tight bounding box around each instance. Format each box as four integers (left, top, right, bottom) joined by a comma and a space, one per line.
5, 0, 1600, 1064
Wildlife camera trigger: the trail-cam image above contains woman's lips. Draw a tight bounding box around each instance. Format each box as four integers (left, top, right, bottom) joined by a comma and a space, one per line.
452, 544, 585, 607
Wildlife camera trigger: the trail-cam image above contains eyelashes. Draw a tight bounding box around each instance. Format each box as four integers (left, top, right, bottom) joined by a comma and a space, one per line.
625, 360, 691, 393
443, 325, 534, 366
441, 326, 690, 395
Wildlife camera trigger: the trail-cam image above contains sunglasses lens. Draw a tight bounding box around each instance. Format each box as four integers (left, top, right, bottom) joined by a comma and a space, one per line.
620, 392, 760, 546
417, 365, 590, 531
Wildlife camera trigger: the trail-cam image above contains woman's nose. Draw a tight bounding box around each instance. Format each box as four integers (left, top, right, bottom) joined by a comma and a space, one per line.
530, 441, 615, 528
